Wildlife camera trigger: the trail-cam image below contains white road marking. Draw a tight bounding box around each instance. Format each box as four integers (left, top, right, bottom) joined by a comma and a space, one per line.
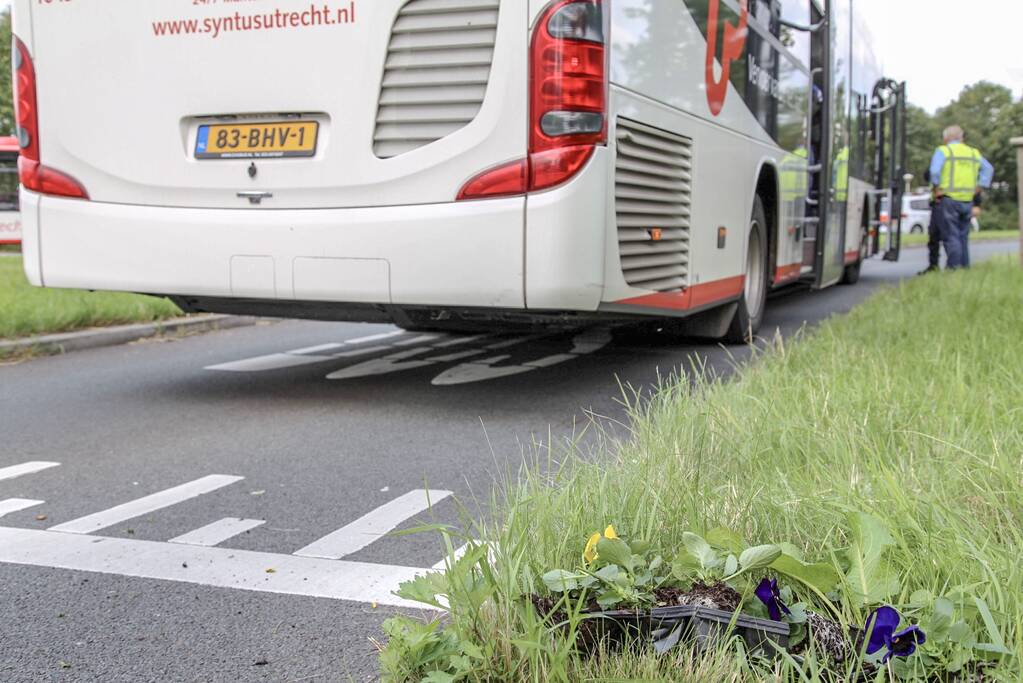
0, 526, 428, 608
431, 543, 468, 570
0, 461, 60, 482
294, 489, 453, 560
0, 499, 44, 518
205, 330, 407, 372
288, 342, 347, 355
169, 517, 265, 547
325, 335, 521, 381
344, 331, 406, 345
205, 353, 336, 372
394, 334, 443, 346
431, 329, 611, 386
49, 475, 244, 535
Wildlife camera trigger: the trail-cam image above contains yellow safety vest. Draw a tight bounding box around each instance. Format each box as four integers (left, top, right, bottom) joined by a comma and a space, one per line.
780, 146, 809, 201
938, 142, 982, 202
833, 146, 849, 202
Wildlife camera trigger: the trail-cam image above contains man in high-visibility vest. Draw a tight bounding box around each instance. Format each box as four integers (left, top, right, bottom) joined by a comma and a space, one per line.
928, 125, 994, 269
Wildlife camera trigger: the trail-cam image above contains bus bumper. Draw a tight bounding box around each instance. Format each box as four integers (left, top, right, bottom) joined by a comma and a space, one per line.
22, 190, 530, 310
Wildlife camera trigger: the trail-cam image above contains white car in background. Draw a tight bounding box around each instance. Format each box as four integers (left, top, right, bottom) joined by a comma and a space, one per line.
880, 194, 932, 234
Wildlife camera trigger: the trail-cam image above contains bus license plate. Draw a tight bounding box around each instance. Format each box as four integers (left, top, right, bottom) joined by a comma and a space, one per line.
195, 121, 318, 159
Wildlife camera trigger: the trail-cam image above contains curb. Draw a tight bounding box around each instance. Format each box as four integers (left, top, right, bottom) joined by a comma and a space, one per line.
0, 315, 259, 357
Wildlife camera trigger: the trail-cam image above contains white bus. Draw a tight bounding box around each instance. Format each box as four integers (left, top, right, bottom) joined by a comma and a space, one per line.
12, 0, 905, 342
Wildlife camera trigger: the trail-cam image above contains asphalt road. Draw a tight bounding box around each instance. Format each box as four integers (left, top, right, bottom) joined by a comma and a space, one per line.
0, 242, 1015, 682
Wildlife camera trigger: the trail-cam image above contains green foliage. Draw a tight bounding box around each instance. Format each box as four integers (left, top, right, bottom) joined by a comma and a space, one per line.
379, 616, 483, 683
380, 259, 1023, 681
542, 532, 672, 610
908, 81, 1023, 207
0, 256, 181, 346
0, 11, 12, 136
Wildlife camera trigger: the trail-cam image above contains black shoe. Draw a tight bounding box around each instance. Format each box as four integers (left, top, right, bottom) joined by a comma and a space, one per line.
917, 265, 939, 275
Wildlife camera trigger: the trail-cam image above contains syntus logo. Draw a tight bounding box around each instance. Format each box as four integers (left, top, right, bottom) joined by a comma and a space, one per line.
705, 0, 749, 116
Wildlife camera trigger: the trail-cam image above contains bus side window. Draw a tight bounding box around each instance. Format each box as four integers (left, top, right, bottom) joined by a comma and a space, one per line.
0, 156, 19, 212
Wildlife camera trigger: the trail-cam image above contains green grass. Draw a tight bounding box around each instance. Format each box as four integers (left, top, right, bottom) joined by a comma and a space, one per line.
389, 257, 1023, 681
902, 228, 1018, 247
0, 256, 181, 340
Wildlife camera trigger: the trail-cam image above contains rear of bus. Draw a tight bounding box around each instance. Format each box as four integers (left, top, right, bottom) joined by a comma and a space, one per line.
13, 0, 613, 326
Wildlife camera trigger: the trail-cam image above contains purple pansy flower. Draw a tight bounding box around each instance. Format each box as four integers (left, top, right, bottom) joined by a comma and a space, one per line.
755, 578, 792, 621
864, 605, 927, 663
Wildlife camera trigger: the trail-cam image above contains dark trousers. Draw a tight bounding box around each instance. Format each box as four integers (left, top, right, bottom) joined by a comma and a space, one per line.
927, 205, 941, 267
935, 197, 973, 269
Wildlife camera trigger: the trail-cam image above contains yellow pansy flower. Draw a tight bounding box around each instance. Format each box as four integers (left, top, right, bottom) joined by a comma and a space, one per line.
583, 532, 601, 564
583, 525, 619, 564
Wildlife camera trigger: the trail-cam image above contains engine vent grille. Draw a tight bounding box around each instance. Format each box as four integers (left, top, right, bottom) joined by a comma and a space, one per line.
373, 0, 500, 158
615, 118, 693, 293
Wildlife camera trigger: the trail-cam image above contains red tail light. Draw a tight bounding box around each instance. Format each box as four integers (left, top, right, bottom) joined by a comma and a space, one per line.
13, 36, 88, 200
457, 0, 605, 200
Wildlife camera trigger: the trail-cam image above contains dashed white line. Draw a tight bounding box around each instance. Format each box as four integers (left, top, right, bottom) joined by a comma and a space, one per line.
0, 499, 44, 518
0, 526, 428, 608
49, 475, 244, 535
0, 461, 60, 482
294, 489, 453, 560
168, 517, 265, 547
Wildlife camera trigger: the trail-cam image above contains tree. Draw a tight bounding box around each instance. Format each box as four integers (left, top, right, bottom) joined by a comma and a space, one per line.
904, 104, 940, 186
0, 10, 12, 136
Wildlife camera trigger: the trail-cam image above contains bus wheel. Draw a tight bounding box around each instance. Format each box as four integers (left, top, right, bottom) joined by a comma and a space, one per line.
840, 260, 861, 285
724, 197, 768, 344
840, 238, 866, 285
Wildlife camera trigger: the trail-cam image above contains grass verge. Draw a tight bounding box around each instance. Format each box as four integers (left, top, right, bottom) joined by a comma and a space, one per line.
901, 228, 1018, 247
385, 257, 1023, 681
0, 256, 181, 341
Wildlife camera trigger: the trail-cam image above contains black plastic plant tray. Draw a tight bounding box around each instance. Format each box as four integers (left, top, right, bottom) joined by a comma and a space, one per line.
648, 605, 789, 656
574, 605, 789, 658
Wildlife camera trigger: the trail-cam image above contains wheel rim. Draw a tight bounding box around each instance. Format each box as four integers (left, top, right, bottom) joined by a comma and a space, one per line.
744, 220, 765, 320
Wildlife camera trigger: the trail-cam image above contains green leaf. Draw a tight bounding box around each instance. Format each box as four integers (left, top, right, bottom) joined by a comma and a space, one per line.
948, 621, 974, 646
974, 597, 1007, 651
542, 569, 583, 593
596, 590, 621, 609
739, 544, 781, 572
723, 554, 738, 577
909, 589, 933, 607
843, 512, 898, 604
671, 552, 700, 581
706, 527, 744, 553
593, 564, 620, 583
395, 572, 448, 609
630, 539, 651, 555
648, 555, 664, 572
769, 553, 842, 595
595, 537, 633, 569
928, 597, 955, 639
777, 542, 804, 562
682, 532, 719, 570
422, 672, 456, 683
786, 602, 809, 625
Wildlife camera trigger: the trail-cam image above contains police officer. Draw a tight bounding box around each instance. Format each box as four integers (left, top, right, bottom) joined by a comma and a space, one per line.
929, 125, 994, 269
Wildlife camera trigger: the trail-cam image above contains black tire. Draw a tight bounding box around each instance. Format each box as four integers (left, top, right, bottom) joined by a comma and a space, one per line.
724, 196, 769, 344
840, 234, 866, 285
840, 259, 861, 285
910, 224, 924, 234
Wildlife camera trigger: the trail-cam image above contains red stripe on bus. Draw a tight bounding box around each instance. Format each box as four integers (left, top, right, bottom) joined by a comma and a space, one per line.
844, 250, 860, 264
616, 275, 745, 311
774, 263, 801, 284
